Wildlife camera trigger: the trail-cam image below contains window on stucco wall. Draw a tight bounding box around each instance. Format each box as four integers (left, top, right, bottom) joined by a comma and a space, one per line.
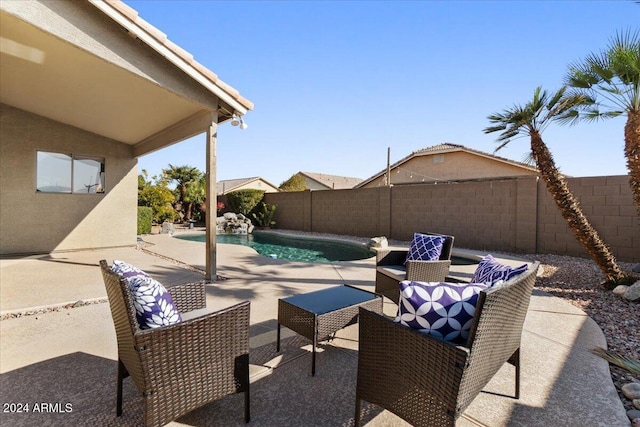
36, 151, 105, 194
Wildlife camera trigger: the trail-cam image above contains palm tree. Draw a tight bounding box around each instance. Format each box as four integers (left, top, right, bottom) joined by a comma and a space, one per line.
183, 174, 206, 221
484, 87, 627, 285
565, 30, 640, 216
163, 164, 202, 221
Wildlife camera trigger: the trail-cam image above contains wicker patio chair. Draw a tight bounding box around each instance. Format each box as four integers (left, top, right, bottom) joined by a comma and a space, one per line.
375, 232, 454, 304
355, 262, 540, 427
99, 260, 250, 427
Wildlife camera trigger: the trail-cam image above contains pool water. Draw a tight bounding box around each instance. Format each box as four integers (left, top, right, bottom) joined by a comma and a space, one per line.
176, 231, 375, 263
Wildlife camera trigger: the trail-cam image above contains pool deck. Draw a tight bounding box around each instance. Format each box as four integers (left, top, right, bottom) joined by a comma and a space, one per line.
0, 230, 629, 426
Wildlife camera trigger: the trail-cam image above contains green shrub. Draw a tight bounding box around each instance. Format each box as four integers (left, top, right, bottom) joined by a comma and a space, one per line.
137, 206, 153, 235
279, 173, 307, 191
226, 189, 265, 215
138, 179, 177, 223
252, 202, 277, 228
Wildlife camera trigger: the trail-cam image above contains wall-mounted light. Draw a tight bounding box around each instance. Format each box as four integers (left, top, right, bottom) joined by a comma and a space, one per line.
231, 113, 248, 129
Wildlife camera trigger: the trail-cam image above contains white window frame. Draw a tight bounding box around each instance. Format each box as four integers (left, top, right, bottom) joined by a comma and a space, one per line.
36, 151, 105, 194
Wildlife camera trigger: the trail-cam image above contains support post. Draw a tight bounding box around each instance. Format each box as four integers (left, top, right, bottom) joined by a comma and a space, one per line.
205, 110, 218, 281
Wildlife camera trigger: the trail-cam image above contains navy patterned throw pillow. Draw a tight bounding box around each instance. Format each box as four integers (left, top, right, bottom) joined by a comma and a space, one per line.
111, 260, 182, 329
471, 255, 528, 286
405, 233, 445, 264
395, 280, 488, 344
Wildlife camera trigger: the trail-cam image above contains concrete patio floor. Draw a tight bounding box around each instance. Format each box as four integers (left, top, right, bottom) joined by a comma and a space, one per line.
0, 230, 629, 426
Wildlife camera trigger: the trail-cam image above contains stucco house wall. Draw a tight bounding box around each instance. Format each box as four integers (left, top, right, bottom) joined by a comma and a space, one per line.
0, 104, 137, 254
1, 1, 253, 278
233, 181, 278, 193
304, 178, 330, 191
362, 151, 539, 188
218, 179, 279, 195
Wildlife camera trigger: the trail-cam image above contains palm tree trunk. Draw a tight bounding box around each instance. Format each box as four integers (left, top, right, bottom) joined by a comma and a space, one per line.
530, 131, 626, 284
624, 110, 640, 217
185, 202, 193, 220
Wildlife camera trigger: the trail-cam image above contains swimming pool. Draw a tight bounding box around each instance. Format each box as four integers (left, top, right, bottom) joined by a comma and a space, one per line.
176, 231, 375, 263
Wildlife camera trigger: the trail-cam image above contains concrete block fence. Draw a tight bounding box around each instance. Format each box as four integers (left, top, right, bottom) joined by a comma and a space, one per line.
264, 175, 639, 263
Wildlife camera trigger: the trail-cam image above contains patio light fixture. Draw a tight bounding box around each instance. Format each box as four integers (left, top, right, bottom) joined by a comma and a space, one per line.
231, 114, 248, 130
239, 117, 248, 129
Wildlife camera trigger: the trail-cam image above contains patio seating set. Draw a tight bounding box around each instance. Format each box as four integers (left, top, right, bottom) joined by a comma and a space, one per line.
100, 231, 539, 427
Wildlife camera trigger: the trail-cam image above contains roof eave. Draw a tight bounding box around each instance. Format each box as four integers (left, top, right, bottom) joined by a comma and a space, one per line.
91, 0, 253, 117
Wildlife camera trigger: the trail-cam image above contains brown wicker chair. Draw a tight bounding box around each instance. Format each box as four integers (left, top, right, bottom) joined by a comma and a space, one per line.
355, 261, 540, 427
375, 232, 454, 304
99, 260, 250, 427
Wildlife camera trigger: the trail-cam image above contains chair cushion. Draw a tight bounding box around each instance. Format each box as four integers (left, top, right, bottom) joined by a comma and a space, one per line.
471, 255, 528, 286
395, 280, 487, 344
376, 265, 406, 281
405, 233, 445, 264
111, 260, 182, 329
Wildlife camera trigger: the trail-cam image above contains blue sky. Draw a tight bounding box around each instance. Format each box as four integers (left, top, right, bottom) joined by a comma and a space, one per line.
132, 0, 638, 186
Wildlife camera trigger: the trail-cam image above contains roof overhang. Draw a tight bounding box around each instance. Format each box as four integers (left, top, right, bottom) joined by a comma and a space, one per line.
0, 1, 252, 157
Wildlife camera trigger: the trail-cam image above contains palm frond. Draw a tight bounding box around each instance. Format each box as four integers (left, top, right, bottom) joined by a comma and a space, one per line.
494, 140, 511, 152
565, 29, 640, 116
485, 87, 552, 148
586, 53, 615, 84
592, 347, 640, 376
483, 124, 507, 134
566, 64, 600, 88
520, 152, 536, 167
547, 86, 567, 109
554, 109, 581, 126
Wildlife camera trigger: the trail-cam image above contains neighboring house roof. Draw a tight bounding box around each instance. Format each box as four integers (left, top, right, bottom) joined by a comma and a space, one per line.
356, 143, 539, 188
300, 172, 363, 190
0, 0, 253, 156
217, 177, 280, 195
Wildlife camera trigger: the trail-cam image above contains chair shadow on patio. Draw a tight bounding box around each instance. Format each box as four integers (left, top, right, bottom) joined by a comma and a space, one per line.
0, 322, 387, 427
0, 303, 623, 426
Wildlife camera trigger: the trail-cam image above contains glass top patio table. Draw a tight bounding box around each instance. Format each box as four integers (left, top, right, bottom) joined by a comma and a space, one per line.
280, 284, 380, 315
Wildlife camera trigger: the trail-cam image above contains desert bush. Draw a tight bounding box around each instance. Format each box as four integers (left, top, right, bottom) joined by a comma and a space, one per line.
226, 189, 265, 215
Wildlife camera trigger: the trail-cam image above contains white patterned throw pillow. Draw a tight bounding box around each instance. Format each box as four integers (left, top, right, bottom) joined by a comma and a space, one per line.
112, 259, 149, 280
405, 233, 445, 264
395, 280, 488, 344
471, 255, 528, 286
111, 260, 182, 329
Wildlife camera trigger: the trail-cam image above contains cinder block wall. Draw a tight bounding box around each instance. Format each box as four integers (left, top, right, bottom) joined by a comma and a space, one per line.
266, 191, 312, 232
311, 188, 380, 237
264, 175, 639, 263
537, 175, 639, 262
385, 177, 540, 253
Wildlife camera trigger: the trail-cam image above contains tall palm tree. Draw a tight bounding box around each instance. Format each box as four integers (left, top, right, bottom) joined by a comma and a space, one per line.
484, 87, 627, 285
163, 164, 202, 220
565, 30, 640, 216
